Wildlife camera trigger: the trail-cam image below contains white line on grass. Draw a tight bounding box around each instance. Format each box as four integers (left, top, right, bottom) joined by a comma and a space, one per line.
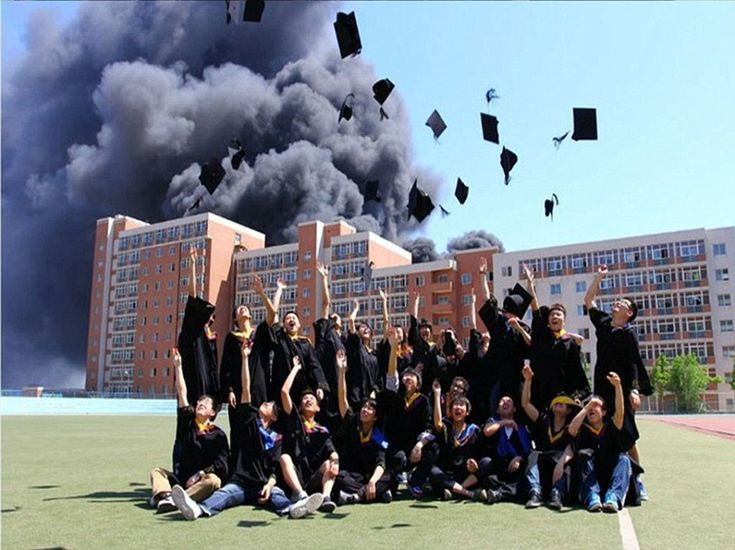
618, 508, 641, 550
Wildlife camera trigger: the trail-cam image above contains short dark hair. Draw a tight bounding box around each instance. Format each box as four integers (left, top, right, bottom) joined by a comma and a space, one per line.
361, 398, 379, 418
198, 394, 220, 419
549, 303, 566, 316
451, 376, 470, 394
622, 296, 639, 322
451, 395, 472, 414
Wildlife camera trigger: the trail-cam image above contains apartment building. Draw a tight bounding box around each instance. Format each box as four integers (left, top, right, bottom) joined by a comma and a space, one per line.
492, 227, 735, 411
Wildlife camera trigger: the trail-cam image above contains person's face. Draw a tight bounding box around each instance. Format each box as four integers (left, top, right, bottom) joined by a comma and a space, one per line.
419, 326, 431, 342
395, 326, 405, 343
586, 400, 605, 425
236, 305, 251, 323
552, 402, 570, 417
612, 299, 633, 322
451, 400, 469, 422
547, 309, 565, 331
402, 373, 418, 393
360, 402, 377, 423
497, 396, 515, 417
358, 323, 372, 340
259, 401, 277, 423
195, 397, 216, 419
450, 379, 467, 397
284, 313, 301, 334
300, 393, 319, 414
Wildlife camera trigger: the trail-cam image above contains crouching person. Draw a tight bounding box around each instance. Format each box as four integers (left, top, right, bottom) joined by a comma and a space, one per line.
149, 349, 228, 512
521, 364, 576, 510
569, 372, 634, 513
171, 339, 302, 519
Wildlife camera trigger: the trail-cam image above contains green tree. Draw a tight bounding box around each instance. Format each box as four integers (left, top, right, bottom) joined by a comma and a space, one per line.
651, 355, 671, 412
665, 354, 721, 412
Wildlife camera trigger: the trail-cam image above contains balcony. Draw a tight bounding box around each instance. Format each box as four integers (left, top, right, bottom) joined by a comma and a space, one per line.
430, 280, 453, 293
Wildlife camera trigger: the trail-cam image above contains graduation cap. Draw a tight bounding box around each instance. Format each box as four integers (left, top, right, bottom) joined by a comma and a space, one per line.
440, 205, 451, 217
425, 110, 447, 140
228, 139, 246, 170
499, 147, 517, 185
552, 131, 570, 149
502, 283, 533, 318
454, 178, 469, 205
572, 108, 598, 141
338, 93, 355, 123
480, 113, 500, 144
407, 179, 435, 222
544, 193, 559, 220
485, 88, 499, 105
334, 12, 362, 59
373, 79, 394, 121
364, 180, 381, 203
199, 158, 226, 194
243, 0, 265, 22
184, 197, 202, 215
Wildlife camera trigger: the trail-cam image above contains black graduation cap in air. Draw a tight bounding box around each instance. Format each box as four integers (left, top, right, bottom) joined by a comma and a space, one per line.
544, 193, 559, 220
440, 205, 451, 217
373, 78, 394, 121
485, 88, 499, 105
199, 158, 226, 194
243, 0, 265, 22
503, 283, 533, 318
480, 113, 500, 144
334, 12, 362, 59
338, 93, 355, 123
454, 178, 469, 205
364, 180, 381, 203
228, 139, 246, 170
552, 131, 570, 149
499, 147, 518, 185
425, 110, 447, 140
407, 179, 435, 223
572, 108, 598, 141
185, 197, 202, 215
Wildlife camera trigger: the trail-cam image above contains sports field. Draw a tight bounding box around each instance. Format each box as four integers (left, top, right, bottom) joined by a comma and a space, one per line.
2, 416, 733, 550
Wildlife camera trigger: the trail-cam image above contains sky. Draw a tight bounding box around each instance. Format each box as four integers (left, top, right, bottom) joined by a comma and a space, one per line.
2, 1, 734, 388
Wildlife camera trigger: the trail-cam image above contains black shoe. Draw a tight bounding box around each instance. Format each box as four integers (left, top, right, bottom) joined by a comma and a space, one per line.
525, 490, 543, 509
319, 496, 337, 513
441, 489, 453, 501
548, 489, 563, 511
379, 490, 393, 503
472, 489, 487, 502
485, 489, 500, 504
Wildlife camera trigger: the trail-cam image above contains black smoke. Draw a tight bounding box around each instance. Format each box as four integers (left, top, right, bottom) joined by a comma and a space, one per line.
1, 1, 451, 388
447, 229, 505, 254
402, 237, 440, 264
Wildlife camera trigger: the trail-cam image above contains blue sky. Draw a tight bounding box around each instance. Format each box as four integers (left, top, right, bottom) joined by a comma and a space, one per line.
4, 1, 734, 254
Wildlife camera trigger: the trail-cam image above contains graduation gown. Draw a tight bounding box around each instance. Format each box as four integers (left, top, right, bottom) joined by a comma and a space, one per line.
345, 332, 382, 408
178, 296, 220, 405
268, 325, 328, 403
219, 321, 270, 408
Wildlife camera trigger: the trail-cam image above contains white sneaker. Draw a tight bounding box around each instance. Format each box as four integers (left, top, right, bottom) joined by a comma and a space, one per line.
157, 495, 176, 513
171, 485, 202, 521
289, 493, 323, 519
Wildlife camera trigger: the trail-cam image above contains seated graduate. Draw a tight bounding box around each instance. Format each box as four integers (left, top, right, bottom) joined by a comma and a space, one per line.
171, 338, 314, 520
475, 394, 532, 504
345, 298, 383, 410
521, 363, 576, 511
278, 355, 339, 514
524, 265, 590, 411
177, 246, 220, 406
333, 348, 393, 505
568, 372, 636, 513
149, 349, 228, 512
409, 379, 486, 502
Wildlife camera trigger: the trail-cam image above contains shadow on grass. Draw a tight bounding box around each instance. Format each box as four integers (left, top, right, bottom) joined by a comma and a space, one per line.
372, 523, 412, 530
238, 520, 271, 528
322, 512, 350, 520
2, 506, 22, 513
409, 503, 438, 509
43, 487, 149, 503
29, 485, 60, 489
129, 482, 146, 487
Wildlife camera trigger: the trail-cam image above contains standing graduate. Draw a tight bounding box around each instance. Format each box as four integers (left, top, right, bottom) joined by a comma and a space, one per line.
521, 364, 576, 511
345, 298, 382, 409
525, 265, 590, 410
375, 288, 412, 378
333, 348, 393, 505
407, 291, 447, 395
177, 247, 220, 405
568, 373, 636, 513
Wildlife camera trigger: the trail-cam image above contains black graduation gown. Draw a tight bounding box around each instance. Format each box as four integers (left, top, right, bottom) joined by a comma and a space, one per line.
174, 406, 230, 484
313, 317, 345, 427
408, 315, 445, 395
218, 322, 270, 408
178, 296, 220, 405
345, 332, 382, 409
228, 403, 282, 489
378, 388, 432, 455
268, 325, 328, 403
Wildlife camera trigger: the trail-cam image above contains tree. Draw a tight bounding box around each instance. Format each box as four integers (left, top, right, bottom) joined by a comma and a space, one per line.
664, 354, 721, 413
651, 355, 671, 412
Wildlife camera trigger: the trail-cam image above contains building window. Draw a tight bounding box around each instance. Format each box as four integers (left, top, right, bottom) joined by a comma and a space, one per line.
713, 243, 726, 256
463, 294, 472, 306
501, 266, 512, 277
303, 251, 312, 261
416, 275, 425, 287
302, 307, 311, 318
437, 316, 450, 325
720, 320, 734, 332
584, 352, 592, 363
575, 281, 587, 293
715, 268, 729, 282
461, 273, 472, 285
723, 346, 735, 358
462, 315, 471, 328
718, 294, 732, 307
550, 283, 561, 295
303, 269, 312, 280
437, 274, 449, 283
150, 368, 156, 377
303, 288, 311, 298
576, 305, 585, 316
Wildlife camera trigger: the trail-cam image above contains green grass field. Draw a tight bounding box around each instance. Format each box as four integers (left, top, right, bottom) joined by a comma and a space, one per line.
2, 416, 733, 550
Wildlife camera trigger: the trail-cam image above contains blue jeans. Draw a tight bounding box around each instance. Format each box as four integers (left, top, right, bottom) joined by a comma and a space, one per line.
525, 451, 568, 497
578, 452, 631, 508
198, 482, 291, 517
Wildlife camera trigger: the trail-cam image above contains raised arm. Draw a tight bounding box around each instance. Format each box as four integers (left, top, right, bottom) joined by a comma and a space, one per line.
521, 363, 539, 423
280, 355, 301, 416
584, 265, 607, 311
410, 289, 420, 319
568, 397, 599, 437
317, 263, 330, 319
272, 278, 286, 321
608, 372, 625, 430
240, 338, 252, 404
379, 288, 390, 336
348, 298, 359, 334
432, 379, 443, 433
336, 348, 349, 418
508, 317, 531, 347
173, 348, 188, 408
187, 247, 198, 298
469, 287, 477, 331
479, 258, 491, 302
253, 274, 275, 325
523, 264, 540, 312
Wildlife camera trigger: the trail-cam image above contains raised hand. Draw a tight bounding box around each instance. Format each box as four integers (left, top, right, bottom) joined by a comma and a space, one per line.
252, 274, 264, 294
335, 348, 347, 371
387, 325, 399, 348
597, 265, 608, 276
276, 278, 286, 291
240, 337, 252, 358
432, 379, 442, 395
378, 288, 387, 301
172, 348, 182, 368
606, 372, 621, 388
317, 263, 329, 278
479, 258, 488, 274
522, 364, 534, 381
292, 355, 302, 372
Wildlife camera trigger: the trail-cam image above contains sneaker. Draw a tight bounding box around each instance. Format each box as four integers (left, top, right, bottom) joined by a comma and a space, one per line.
290, 490, 308, 504
171, 485, 201, 521
149, 495, 158, 508
337, 490, 359, 506
441, 488, 453, 501
472, 489, 488, 503
156, 495, 176, 513
319, 496, 337, 513
485, 489, 500, 505
602, 499, 619, 513
548, 489, 563, 511
525, 490, 543, 509
407, 483, 424, 499
396, 472, 408, 485
289, 493, 323, 519
587, 495, 602, 513
379, 490, 393, 503
637, 476, 649, 501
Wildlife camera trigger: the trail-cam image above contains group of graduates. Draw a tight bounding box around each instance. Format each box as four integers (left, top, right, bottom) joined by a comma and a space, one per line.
149, 249, 652, 520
